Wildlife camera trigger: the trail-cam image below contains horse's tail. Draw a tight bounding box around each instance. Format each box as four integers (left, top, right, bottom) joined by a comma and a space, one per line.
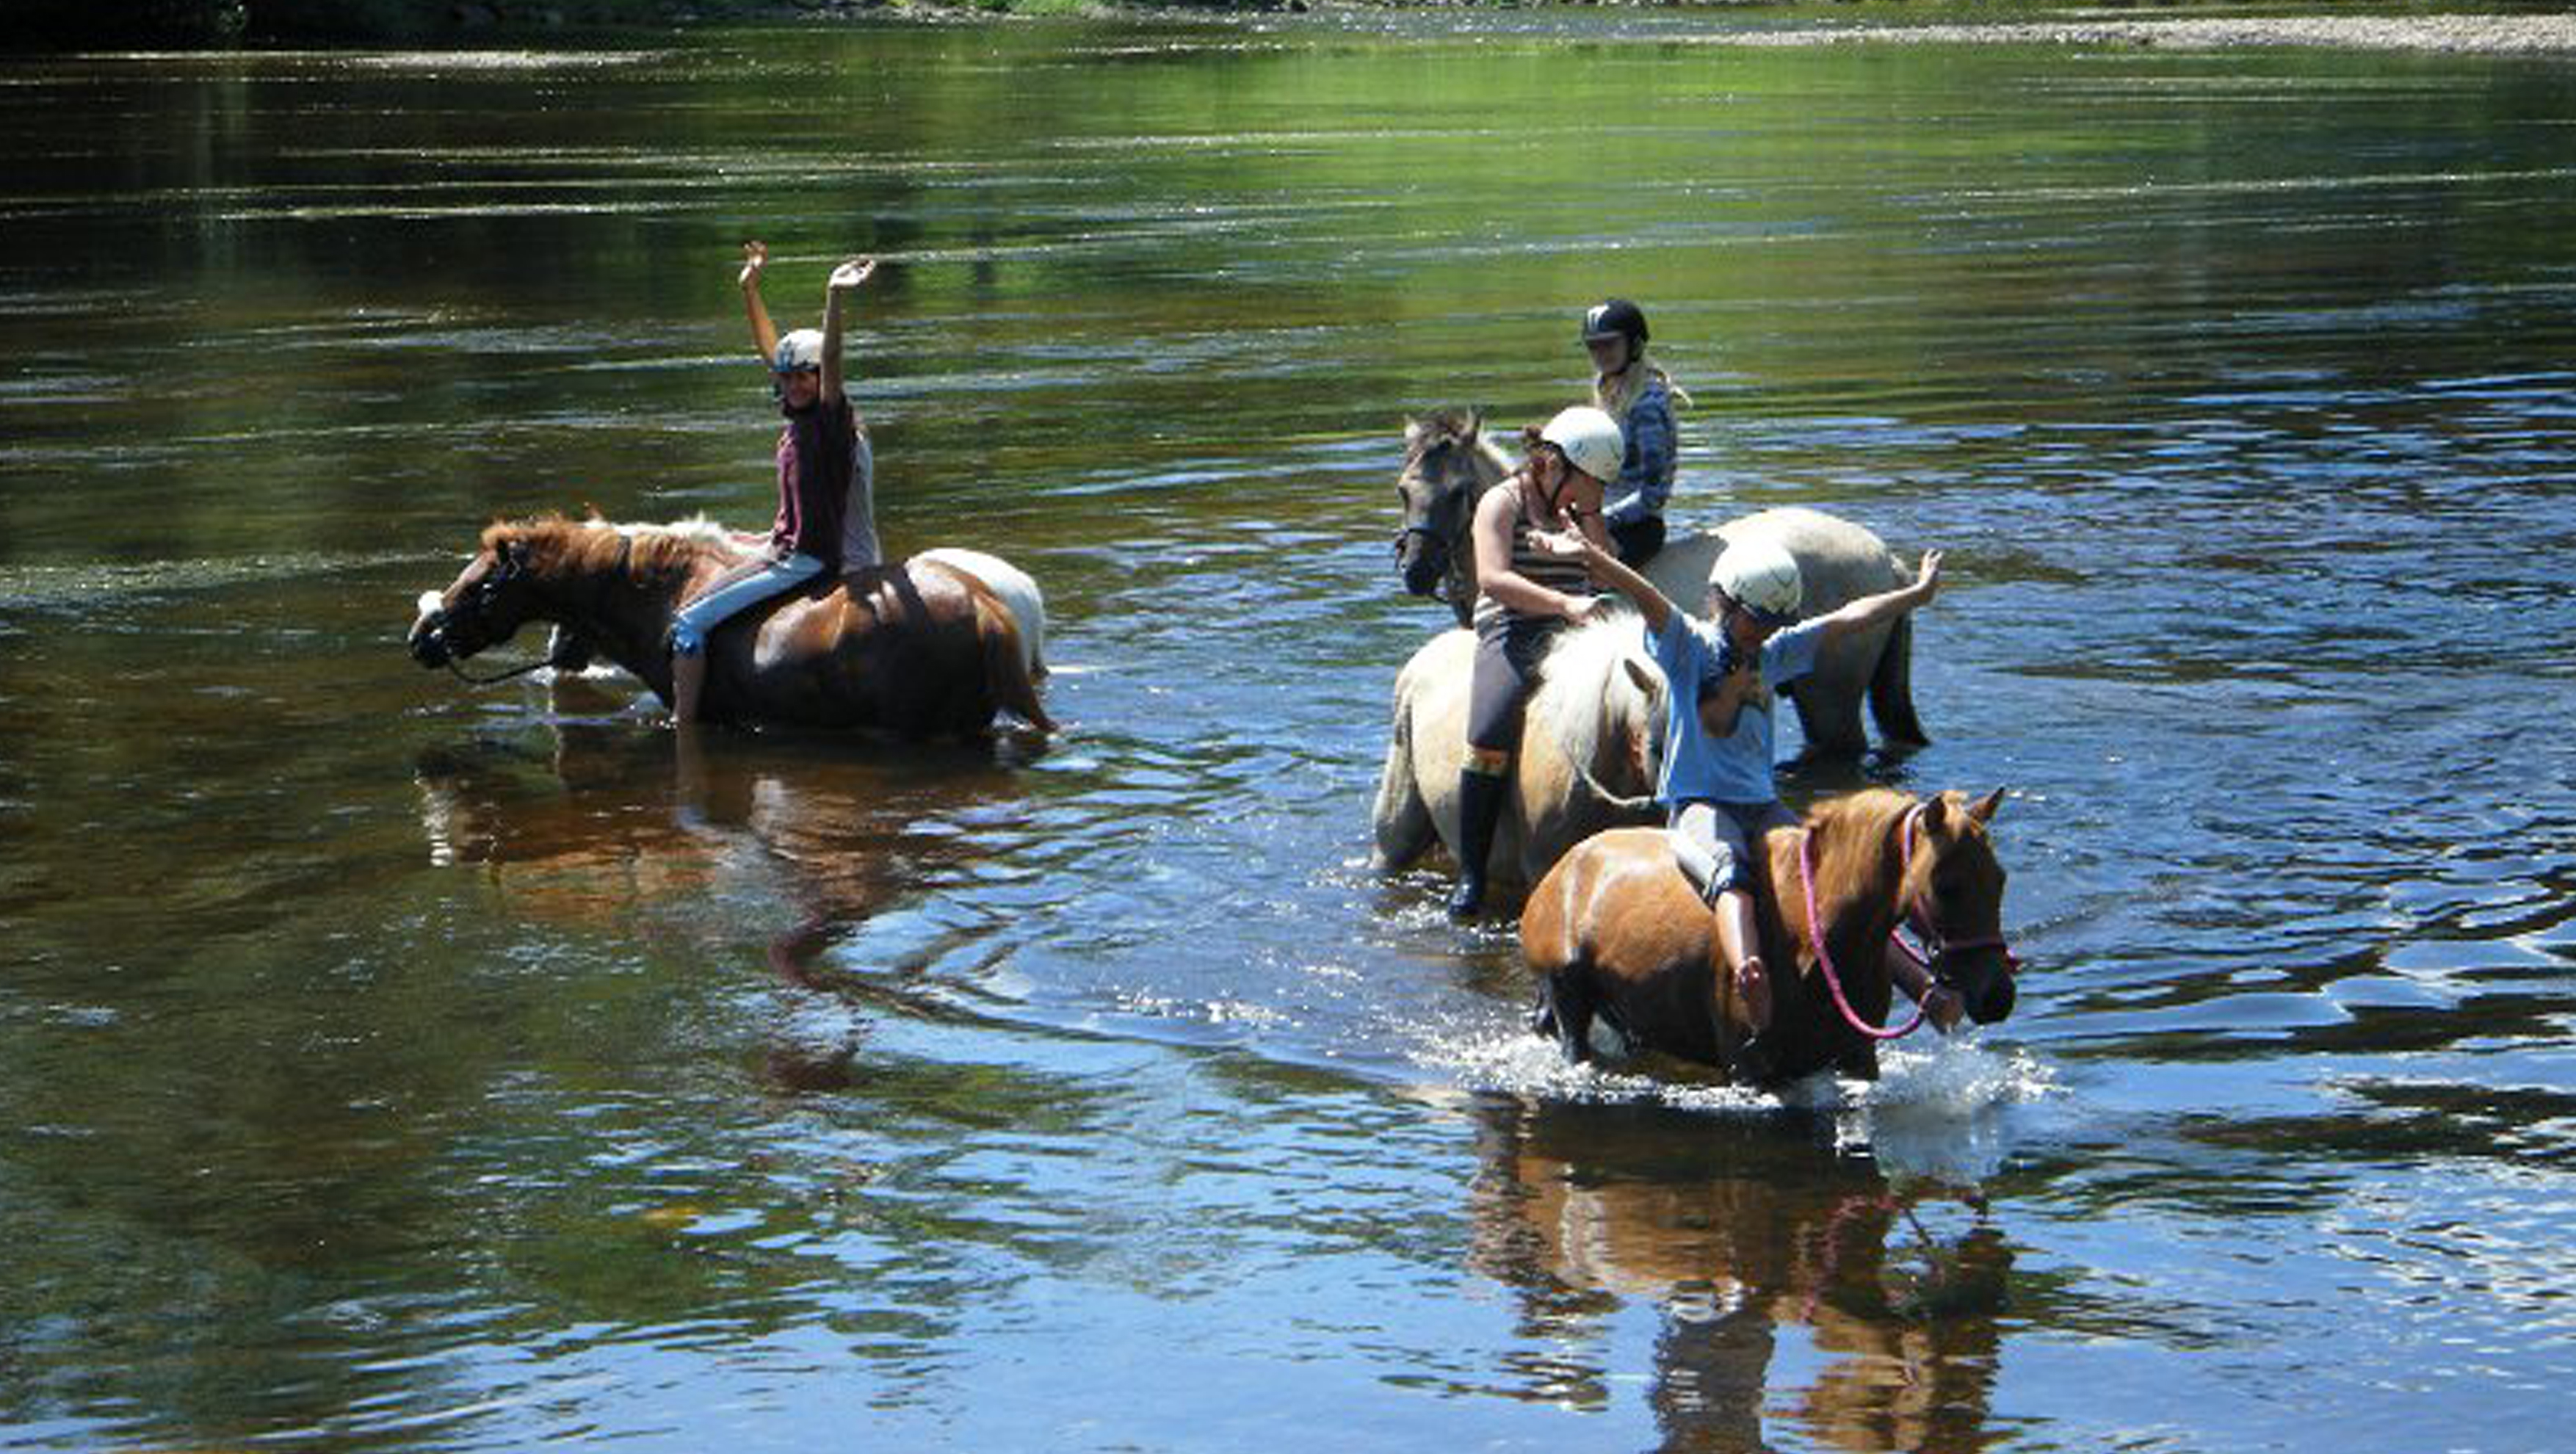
919, 546, 1046, 679
972, 587, 1055, 734
1867, 610, 1928, 748
1372, 674, 1437, 871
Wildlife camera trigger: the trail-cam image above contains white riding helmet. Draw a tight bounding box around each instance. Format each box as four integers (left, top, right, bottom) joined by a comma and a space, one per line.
1710, 539, 1803, 626
773, 328, 827, 375
1539, 405, 1626, 485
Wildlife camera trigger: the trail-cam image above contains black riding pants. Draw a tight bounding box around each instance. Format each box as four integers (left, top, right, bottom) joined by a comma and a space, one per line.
1466, 613, 1561, 753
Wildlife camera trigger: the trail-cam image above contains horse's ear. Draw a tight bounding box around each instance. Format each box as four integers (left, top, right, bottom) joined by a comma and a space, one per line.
1969, 788, 2005, 825
1621, 654, 1657, 697
1919, 793, 1951, 836
1467, 408, 1484, 438
1403, 414, 1424, 444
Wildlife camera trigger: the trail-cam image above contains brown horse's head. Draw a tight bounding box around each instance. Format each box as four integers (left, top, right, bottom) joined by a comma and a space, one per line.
1394, 408, 1510, 612
408, 517, 675, 670
409, 522, 549, 669
1895, 789, 2016, 1026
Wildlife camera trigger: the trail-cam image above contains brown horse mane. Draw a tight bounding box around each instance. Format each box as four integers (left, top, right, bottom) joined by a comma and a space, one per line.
1798, 787, 1920, 916
1800, 786, 2000, 924
480, 513, 739, 585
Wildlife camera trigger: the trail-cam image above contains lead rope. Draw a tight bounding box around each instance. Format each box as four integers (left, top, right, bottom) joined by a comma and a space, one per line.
1798, 808, 1931, 1042
444, 656, 554, 687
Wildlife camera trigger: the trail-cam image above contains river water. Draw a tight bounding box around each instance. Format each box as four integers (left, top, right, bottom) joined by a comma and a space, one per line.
4, 12, 2574, 1452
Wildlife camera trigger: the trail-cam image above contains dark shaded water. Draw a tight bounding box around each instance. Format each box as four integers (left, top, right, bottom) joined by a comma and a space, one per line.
4, 15, 2575, 1451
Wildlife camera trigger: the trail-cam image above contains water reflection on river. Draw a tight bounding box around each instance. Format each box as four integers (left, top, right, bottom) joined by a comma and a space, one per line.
3, 14, 2575, 1453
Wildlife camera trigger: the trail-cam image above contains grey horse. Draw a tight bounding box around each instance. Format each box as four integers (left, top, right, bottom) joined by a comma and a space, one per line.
1392, 408, 1925, 756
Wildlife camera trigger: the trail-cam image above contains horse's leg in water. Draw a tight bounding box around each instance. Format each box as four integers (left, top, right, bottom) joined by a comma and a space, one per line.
1538, 964, 1598, 1064
1370, 709, 1439, 870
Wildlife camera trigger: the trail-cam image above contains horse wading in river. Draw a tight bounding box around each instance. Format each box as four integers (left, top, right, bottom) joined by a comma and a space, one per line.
408, 516, 1052, 739
1394, 408, 1925, 756
1372, 617, 1667, 908
1521, 787, 2016, 1086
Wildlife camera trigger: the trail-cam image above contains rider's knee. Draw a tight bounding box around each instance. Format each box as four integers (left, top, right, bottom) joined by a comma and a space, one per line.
1703, 856, 1753, 905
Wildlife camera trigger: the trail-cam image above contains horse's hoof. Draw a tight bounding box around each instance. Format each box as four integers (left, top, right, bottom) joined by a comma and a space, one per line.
1444, 878, 1484, 922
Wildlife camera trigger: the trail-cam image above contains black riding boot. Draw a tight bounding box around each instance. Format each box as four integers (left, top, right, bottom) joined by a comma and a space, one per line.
1447, 767, 1508, 922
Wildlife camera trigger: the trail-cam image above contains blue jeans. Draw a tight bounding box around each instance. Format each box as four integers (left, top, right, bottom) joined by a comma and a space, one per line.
668, 552, 824, 657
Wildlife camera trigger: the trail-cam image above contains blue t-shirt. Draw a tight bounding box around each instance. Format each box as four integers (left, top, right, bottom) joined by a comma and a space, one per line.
1649, 611, 1828, 806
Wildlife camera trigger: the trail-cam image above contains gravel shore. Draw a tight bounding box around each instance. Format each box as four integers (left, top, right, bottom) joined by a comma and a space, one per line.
1723, 13, 2576, 56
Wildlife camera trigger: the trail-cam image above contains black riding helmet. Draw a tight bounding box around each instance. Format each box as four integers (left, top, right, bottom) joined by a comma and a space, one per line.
1581, 297, 1649, 347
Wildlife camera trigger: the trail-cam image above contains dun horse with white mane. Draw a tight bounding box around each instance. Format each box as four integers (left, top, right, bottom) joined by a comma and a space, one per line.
408, 516, 1051, 740
1372, 617, 1668, 910
1394, 408, 1925, 756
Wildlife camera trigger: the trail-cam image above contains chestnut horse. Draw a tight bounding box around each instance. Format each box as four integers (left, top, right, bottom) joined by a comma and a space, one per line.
408, 516, 1052, 739
1520, 788, 2016, 1087
1394, 408, 1925, 756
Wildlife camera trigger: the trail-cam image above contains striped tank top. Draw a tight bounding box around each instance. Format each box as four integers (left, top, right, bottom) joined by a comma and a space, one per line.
1471, 478, 1594, 629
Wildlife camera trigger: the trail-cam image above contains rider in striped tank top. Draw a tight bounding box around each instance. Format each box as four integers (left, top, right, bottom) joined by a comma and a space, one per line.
1470, 492, 1596, 632
1445, 405, 1627, 922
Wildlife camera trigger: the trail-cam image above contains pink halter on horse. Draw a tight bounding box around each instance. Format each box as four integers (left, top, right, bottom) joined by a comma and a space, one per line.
1801, 800, 2019, 1042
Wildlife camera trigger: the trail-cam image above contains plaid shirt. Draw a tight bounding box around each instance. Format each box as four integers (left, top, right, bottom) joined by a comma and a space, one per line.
1603, 376, 1676, 527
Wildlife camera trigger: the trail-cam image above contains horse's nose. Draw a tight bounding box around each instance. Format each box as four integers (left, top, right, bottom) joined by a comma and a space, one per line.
1397, 540, 1442, 598
408, 614, 452, 668
1966, 971, 2016, 1025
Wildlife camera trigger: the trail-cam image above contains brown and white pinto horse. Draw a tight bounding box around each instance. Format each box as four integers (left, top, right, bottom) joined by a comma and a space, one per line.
1520, 788, 2016, 1088
408, 516, 1052, 739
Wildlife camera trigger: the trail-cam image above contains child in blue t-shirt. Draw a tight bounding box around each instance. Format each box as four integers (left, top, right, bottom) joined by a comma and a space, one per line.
1531, 527, 1944, 1049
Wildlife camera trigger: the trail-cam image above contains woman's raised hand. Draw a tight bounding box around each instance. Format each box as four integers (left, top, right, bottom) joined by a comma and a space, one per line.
739, 240, 769, 289
828, 257, 878, 293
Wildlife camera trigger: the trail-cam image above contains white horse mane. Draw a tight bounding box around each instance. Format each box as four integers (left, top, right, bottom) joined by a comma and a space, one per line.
1530, 614, 1667, 768
605, 515, 740, 549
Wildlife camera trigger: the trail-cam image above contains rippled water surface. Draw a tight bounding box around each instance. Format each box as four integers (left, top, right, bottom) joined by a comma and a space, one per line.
4, 14, 2575, 1452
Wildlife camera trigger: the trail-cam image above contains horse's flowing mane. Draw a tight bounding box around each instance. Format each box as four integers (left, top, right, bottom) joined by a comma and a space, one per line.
482, 513, 745, 580
1530, 616, 1666, 772
1802, 787, 1917, 908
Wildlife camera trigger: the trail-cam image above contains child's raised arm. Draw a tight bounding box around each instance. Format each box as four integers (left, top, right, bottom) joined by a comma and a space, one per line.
820, 256, 875, 405
1817, 549, 1944, 645
740, 240, 780, 366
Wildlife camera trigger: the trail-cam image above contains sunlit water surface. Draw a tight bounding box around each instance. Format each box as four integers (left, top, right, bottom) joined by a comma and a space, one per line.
3, 13, 2574, 1453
